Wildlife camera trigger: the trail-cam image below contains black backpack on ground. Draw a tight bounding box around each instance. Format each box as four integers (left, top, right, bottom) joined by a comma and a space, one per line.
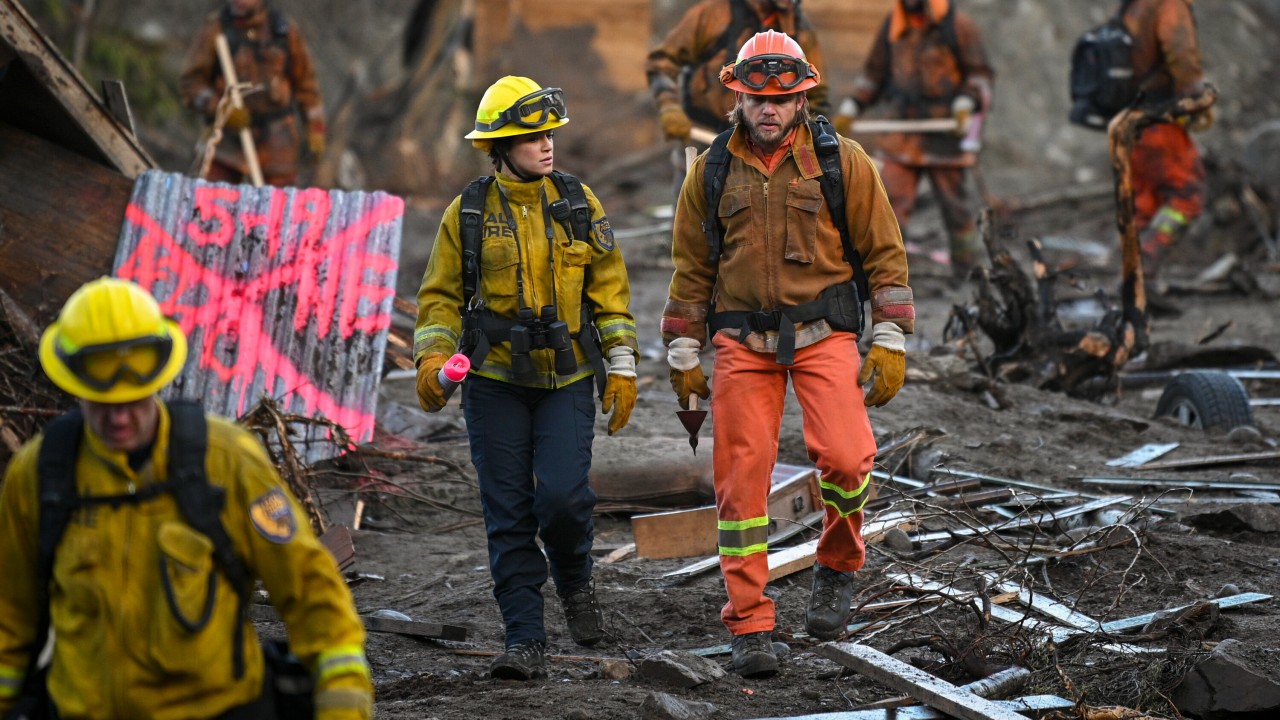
1068, 2, 1141, 130
10, 401, 313, 720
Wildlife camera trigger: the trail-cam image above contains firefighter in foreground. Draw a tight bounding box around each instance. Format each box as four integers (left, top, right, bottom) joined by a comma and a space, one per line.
662, 31, 914, 678
849, 0, 993, 285
180, 0, 326, 186
0, 278, 372, 719
1120, 0, 1215, 286
414, 77, 639, 680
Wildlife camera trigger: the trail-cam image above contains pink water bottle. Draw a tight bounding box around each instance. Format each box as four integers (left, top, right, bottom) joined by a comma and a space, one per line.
438, 353, 471, 399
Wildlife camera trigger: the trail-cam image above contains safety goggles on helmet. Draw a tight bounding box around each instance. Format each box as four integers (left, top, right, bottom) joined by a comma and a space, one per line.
54, 333, 174, 392
472, 88, 567, 133
730, 54, 818, 91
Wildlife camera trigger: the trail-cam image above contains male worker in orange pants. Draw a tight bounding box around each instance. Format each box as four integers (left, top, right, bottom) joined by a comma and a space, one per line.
662, 30, 914, 678
1121, 0, 1215, 285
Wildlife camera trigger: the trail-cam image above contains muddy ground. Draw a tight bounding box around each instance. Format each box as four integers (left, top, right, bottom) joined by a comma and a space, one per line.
290, 167, 1280, 719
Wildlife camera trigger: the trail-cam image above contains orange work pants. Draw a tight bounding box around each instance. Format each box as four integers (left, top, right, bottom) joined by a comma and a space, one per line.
710, 331, 875, 635
1131, 122, 1205, 244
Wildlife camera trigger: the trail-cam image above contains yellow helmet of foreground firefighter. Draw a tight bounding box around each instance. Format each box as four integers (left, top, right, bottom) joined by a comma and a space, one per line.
39, 277, 188, 404
465, 75, 570, 152
719, 29, 821, 95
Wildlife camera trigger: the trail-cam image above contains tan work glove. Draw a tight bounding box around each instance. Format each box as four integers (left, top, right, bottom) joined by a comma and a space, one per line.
857, 322, 906, 407
659, 103, 694, 141
1187, 105, 1215, 133
667, 337, 710, 410
416, 352, 448, 412
951, 95, 975, 136
308, 119, 327, 155
601, 347, 637, 435
834, 97, 859, 136
315, 680, 373, 720
225, 106, 251, 132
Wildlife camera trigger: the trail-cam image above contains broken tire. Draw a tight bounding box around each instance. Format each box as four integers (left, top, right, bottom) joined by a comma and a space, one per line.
1154, 371, 1254, 431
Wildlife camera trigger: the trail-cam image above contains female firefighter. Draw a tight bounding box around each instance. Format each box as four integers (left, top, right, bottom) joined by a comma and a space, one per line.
413, 76, 639, 680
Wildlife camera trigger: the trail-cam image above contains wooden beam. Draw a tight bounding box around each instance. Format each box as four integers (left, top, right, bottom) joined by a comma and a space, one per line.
0, 0, 153, 175
740, 695, 1073, 720
100, 79, 136, 137
248, 604, 468, 642
910, 496, 1129, 544
1135, 449, 1280, 471
0, 122, 132, 325
319, 525, 356, 571
814, 643, 1031, 720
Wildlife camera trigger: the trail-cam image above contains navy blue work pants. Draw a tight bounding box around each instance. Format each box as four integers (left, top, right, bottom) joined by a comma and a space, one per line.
463, 375, 598, 647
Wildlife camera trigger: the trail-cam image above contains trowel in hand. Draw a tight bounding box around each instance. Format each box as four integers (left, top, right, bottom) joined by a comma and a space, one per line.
676, 394, 707, 455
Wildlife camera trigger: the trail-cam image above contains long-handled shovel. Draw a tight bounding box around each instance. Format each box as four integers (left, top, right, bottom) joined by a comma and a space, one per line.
676, 394, 707, 455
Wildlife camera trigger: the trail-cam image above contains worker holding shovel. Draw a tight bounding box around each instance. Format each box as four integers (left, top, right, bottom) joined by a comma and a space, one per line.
662, 30, 914, 678
848, 0, 994, 286
180, 0, 325, 187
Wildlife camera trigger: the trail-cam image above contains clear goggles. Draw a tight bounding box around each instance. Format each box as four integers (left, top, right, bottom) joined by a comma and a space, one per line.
474, 88, 568, 133
731, 54, 817, 91
56, 334, 173, 392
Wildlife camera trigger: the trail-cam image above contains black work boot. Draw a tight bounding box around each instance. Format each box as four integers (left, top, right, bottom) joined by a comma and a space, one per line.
730, 631, 779, 678
805, 563, 855, 641
490, 640, 547, 680
560, 579, 606, 647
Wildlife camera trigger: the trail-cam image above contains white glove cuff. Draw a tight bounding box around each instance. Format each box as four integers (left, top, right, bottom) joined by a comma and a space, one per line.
606, 346, 636, 378
870, 322, 906, 353
667, 337, 702, 371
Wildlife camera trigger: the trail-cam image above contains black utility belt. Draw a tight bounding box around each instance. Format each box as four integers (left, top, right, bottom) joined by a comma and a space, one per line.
709, 281, 864, 366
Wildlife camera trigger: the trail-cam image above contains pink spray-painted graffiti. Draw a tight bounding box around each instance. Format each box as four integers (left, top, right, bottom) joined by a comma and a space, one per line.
116, 177, 403, 443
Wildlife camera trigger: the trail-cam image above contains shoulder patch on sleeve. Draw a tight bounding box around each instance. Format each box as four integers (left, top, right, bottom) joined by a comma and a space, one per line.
593, 217, 616, 251
249, 487, 297, 543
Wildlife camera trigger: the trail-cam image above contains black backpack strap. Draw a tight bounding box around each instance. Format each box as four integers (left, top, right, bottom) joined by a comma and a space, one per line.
694, 0, 754, 71
549, 171, 608, 397
809, 117, 870, 302
25, 410, 85, 699
460, 176, 495, 306
166, 400, 253, 680
549, 171, 592, 242
700, 127, 735, 264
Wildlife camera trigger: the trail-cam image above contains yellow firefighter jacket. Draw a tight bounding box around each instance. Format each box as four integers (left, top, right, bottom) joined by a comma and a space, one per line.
415, 172, 639, 387
663, 121, 915, 352
0, 401, 371, 720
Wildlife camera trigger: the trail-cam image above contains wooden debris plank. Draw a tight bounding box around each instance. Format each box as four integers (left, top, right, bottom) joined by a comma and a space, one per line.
1137, 450, 1280, 471
911, 496, 1130, 544
1081, 477, 1280, 491
320, 525, 357, 571
743, 695, 1073, 719
248, 604, 468, 642
859, 666, 1030, 711
599, 542, 635, 564
813, 642, 1031, 720
634, 466, 819, 559
931, 468, 1095, 500
1050, 592, 1273, 643
1106, 443, 1180, 468
982, 573, 1102, 631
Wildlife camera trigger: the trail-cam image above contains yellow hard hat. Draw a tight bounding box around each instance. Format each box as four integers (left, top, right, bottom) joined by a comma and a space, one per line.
39, 277, 188, 403
465, 76, 569, 150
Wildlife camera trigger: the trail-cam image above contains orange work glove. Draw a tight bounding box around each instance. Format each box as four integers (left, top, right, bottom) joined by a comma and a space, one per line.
667, 337, 710, 410
308, 120, 327, 155
602, 347, 637, 435
416, 352, 448, 412
659, 103, 694, 141
225, 106, 251, 132
857, 322, 906, 407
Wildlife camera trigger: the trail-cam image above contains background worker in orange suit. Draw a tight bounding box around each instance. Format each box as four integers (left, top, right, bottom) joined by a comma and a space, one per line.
180, 0, 325, 187
849, 0, 994, 285
646, 0, 830, 194
1120, 0, 1215, 284
662, 31, 914, 679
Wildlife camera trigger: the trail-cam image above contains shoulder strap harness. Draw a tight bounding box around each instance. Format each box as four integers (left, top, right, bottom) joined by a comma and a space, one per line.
702, 116, 869, 365
458, 172, 607, 396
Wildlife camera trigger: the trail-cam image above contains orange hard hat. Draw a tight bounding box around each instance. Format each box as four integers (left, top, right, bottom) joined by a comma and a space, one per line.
719, 30, 821, 95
